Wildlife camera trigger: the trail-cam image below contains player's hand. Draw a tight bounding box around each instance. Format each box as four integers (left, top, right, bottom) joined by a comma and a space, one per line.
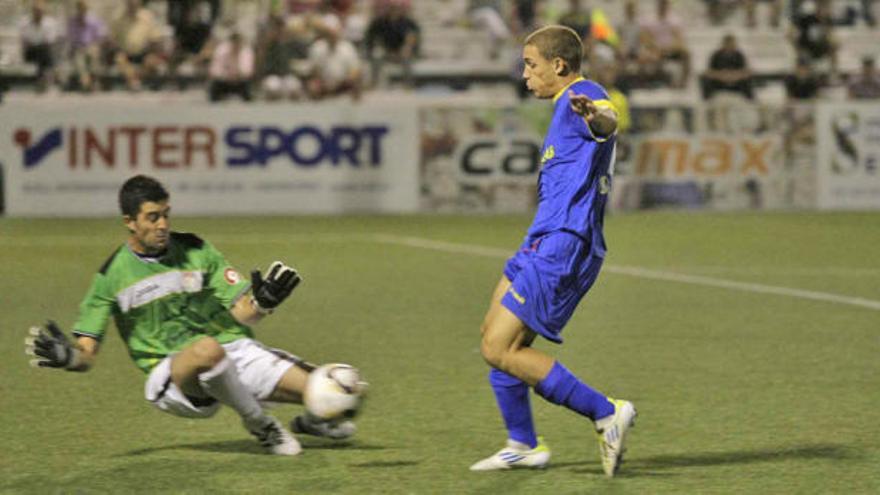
25, 321, 80, 369
569, 91, 598, 121
251, 261, 302, 312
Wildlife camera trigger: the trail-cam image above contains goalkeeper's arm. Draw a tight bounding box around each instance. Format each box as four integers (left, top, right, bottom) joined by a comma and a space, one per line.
230, 261, 301, 326
25, 322, 100, 372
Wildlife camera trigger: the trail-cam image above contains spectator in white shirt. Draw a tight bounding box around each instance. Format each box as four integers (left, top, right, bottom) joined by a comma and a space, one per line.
306, 24, 362, 100
19, 0, 60, 91
208, 31, 255, 102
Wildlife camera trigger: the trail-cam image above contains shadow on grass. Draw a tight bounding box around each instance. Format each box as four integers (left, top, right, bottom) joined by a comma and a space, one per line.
125, 439, 389, 456
350, 460, 421, 469
558, 443, 861, 477
632, 443, 861, 469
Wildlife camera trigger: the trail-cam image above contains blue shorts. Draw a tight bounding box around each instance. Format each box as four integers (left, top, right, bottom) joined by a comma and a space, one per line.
501, 231, 604, 343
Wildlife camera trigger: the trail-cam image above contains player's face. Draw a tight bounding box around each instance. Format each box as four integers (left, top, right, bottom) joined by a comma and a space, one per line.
125, 200, 171, 254
522, 44, 562, 99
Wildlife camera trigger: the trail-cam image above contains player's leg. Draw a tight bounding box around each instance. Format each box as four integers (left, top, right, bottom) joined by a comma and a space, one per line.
471, 276, 549, 471
170, 336, 300, 455
483, 277, 540, 448
483, 291, 615, 420
261, 351, 358, 440
490, 242, 637, 476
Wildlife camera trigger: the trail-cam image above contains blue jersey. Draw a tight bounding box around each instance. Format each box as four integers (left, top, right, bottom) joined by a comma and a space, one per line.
526, 78, 617, 258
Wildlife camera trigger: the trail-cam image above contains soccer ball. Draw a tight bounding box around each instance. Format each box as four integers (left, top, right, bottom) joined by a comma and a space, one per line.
304, 364, 367, 420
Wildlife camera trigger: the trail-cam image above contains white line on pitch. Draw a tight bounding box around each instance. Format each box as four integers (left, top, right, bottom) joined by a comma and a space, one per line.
371, 234, 880, 312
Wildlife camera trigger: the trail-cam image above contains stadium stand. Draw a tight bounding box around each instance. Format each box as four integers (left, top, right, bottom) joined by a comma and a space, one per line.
0, 0, 876, 102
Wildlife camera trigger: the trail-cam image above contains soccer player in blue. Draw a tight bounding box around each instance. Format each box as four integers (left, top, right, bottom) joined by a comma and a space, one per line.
470, 25, 636, 477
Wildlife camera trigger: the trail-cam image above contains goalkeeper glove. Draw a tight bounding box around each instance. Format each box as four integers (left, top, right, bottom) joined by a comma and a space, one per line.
25, 321, 81, 370
251, 261, 301, 314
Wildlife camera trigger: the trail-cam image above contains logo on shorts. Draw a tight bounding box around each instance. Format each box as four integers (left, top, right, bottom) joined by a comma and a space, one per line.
541, 145, 555, 164
508, 287, 526, 304
224, 268, 241, 285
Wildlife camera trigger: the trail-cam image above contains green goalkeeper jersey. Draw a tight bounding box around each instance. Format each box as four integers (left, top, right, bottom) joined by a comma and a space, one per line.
73, 232, 253, 374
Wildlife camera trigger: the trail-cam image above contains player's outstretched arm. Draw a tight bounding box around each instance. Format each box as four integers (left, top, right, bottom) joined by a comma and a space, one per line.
232, 261, 302, 325
569, 90, 618, 138
24, 321, 98, 372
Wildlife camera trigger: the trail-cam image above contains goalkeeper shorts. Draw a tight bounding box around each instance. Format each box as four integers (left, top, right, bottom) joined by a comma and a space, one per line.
144, 338, 298, 418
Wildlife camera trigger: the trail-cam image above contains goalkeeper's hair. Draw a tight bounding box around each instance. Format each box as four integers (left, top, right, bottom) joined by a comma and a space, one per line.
524, 25, 583, 75
119, 175, 169, 217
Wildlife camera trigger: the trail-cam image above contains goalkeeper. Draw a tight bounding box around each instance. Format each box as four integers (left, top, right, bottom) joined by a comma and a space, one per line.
24, 175, 352, 455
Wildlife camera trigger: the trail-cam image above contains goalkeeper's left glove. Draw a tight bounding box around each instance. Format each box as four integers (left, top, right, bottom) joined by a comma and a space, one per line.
25, 321, 81, 370
251, 261, 301, 314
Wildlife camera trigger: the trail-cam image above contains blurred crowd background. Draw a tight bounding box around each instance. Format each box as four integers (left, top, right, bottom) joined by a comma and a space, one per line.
0, 0, 877, 105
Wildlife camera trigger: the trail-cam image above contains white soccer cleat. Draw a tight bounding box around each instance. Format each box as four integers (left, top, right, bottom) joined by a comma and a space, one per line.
595, 398, 637, 477
246, 416, 302, 456
291, 413, 357, 440
469, 437, 551, 471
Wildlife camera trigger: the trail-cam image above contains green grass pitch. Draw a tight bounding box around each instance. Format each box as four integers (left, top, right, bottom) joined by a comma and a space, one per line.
1, 212, 878, 494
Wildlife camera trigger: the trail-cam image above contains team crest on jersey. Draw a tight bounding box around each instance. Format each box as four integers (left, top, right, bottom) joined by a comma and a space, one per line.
224, 268, 241, 285
541, 146, 555, 164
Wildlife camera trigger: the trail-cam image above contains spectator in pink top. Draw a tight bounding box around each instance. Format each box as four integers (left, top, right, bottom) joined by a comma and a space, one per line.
67, 0, 107, 91
208, 31, 255, 102
641, 0, 691, 88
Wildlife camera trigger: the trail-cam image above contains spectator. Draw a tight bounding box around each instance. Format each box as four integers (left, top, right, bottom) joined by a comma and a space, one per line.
700, 34, 753, 100
745, 0, 783, 28
559, 1, 618, 48
256, 14, 309, 100
208, 32, 254, 102
333, 0, 370, 44
789, 0, 838, 74
848, 56, 880, 99
642, 0, 691, 88
617, 1, 641, 62
617, 1, 670, 89
286, 0, 322, 16
66, 0, 107, 92
364, 2, 419, 87
511, 0, 545, 37
167, 0, 219, 79
558, 0, 591, 41
704, 0, 739, 25
468, 0, 510, 60
306, 24, 362, 100
785, 57, 823, 100
109, 0, 166, 91
859, 0, 876, 26
19, 0, 60, 91
820, 0, 876, 26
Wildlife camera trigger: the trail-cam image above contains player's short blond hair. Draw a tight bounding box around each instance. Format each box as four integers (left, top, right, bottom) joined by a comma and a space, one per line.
524, 25, 583, 75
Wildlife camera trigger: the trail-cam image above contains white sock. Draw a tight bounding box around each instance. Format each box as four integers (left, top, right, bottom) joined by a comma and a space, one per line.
198, 357, 265, 426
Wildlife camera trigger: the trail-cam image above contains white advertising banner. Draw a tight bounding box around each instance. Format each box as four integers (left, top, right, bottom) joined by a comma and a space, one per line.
1, 102, 419, 216
624, 133, 787, 210
816, 102, 880, 210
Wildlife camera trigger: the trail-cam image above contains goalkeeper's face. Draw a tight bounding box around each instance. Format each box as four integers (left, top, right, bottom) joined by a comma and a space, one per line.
125, 200, 171, 254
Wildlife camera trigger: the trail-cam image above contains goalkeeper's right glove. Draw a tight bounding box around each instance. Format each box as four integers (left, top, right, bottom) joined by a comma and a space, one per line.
251, 261, 301, 314
25, 321, 81, 370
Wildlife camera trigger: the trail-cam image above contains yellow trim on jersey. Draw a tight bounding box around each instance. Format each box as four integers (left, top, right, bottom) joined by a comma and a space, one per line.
585, 99, 618, 142
552, 76, 586, 104
592, 99, 618, 114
